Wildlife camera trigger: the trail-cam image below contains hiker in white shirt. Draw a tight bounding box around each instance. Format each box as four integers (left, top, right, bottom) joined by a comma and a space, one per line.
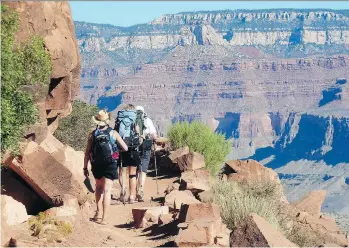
135, 106, 157, 202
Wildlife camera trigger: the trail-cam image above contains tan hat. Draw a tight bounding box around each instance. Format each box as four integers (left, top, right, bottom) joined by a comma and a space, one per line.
92, 110, 110, 126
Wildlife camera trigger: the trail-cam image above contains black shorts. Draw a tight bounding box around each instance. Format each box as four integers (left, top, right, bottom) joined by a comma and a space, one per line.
91, 162, 118, 180
119, 150, 141, 167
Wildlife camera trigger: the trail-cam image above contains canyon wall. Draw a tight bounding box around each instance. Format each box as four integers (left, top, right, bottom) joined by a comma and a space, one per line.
76, 9, 349, 213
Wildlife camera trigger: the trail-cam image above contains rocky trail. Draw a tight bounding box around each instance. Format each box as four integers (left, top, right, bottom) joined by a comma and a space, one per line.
62, 171, 180, 247
3, 169, 180, 247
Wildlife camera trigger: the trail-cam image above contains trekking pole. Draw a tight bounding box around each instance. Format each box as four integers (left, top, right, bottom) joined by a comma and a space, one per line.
153, 141, 159, 195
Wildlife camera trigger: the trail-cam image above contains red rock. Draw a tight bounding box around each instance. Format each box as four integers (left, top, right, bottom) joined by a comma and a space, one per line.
175, 222, 208, 247
225, 159, 288, 203
165, 190, 200, 210
179, 203, 221, 224
1, 169, 47, 215
168, 147, 189, 163
230, 213, 297, 247
45, 194, 79, 218
4, 1, 81, 136
132, 206, 169, 228
164, 182, 180, 195
295, 190, 327, 216
158, 214, 174, 225
39, 133, 64, 154
225, 159, 279, 183
198, 191, 213, 203
9, 141, 86, 206
176, 152, 205, 171
51, 145, 96, 195
1, 195, 30, 226
296, 212, 348, 246
180, 169, 210, 195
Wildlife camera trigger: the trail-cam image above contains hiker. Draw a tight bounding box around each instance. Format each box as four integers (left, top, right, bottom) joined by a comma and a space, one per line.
84, 110, 128, 225
115, 104, 141, 204
135, 105, 158, 202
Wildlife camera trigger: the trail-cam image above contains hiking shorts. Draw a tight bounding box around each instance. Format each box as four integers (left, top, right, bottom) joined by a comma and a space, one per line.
91, 162, 118, 180
138, 149, 151, 173
119, 150, 141, 167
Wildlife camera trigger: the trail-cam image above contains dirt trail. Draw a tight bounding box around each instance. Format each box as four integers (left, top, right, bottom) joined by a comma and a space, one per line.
62, 170, 180, 247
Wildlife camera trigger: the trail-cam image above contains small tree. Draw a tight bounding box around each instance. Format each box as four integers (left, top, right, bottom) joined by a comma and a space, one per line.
1, 5, 52, 154
54, 100, 98, 151
167, 121, 231, 175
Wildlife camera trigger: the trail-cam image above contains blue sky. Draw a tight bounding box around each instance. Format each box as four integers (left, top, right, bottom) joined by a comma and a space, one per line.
70, 1, 349, 27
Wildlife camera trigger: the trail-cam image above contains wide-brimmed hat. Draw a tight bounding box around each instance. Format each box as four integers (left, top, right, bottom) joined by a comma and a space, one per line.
92, 110, 110, 126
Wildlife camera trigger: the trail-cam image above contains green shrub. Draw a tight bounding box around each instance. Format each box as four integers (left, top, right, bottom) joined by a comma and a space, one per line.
167, 121, 231, 175
212, 180, 282, 230
54, 100, 98, 151
1, 5, 51, 154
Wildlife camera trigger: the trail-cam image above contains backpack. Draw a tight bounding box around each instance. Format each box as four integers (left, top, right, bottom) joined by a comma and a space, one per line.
114, 110, 140, 150
90, 127, 119, 164
136, 110, 146, 136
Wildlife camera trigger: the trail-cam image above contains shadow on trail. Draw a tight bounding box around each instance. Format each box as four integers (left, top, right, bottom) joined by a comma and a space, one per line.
140, 220, 179, 241
157, 241, 176, 247
114, 222, 134, 230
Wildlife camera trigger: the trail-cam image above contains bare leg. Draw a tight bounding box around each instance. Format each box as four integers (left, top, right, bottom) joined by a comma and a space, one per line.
129, 166, 137, 202
94, 179, 103, 220
100, 177, 113, 224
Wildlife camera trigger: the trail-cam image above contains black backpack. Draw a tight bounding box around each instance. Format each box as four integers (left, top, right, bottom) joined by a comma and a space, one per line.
91, 127, 118, 164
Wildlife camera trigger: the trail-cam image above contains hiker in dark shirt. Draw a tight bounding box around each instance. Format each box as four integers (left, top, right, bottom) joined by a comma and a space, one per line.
84, 110, 128, 225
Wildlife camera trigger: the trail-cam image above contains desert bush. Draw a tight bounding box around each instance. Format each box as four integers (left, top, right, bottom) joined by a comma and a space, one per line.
28, 212, 72, 242
1, 5, 51, 154
54, 100, 98, 151
212, 179, 320, 247
167, 121, 231, 175
212, 180, 282, 230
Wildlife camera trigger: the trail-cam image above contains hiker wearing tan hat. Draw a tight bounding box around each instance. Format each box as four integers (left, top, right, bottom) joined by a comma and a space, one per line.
84, 110, 128, 225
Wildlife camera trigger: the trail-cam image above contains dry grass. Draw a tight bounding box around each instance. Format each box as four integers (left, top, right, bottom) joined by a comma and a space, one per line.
212, 180, 282, 230
28, 212, 73, 242
211, 180, 320, 247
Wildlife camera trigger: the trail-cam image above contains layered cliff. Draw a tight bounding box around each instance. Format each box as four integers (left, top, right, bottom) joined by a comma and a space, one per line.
76, 9, 349, 73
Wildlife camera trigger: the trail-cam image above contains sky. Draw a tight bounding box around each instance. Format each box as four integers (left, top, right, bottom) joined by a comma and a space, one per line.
70, 1, 349, 27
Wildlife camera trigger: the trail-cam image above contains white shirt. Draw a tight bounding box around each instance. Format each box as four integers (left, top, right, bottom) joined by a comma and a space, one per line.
143, 117, 156, 136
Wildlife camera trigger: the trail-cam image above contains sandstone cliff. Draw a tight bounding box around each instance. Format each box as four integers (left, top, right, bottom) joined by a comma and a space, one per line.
5, 1, 81, 140
2, 0, 86, 223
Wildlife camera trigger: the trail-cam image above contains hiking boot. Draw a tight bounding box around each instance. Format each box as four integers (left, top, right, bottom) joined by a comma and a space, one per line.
136, 188, 144, 202
128, 196, 136, 204
119, 189, 126, 204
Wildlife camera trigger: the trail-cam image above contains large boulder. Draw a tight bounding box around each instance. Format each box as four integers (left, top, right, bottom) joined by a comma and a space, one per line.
176, 152, 205, 172
225, 159, 279, 183
165, 190, 200, 210
295, 190, 327, 217
176, 203, 230, 247
178, 203, 221, 223
295, 212, 348, 247
1, 195, 30, 226
4, 1, 81, 137
132, 206, 169, 228
180, 169, 210, 195
168, 147, 189, 163
1, 169, 49, 214
52, 145, 96, 195
230, 213, 297, 247
9, 141, 86, 206
224, 159, 287, 202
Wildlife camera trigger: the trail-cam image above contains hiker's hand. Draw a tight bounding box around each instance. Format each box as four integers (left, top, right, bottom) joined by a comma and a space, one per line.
83, 168, 89, 177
